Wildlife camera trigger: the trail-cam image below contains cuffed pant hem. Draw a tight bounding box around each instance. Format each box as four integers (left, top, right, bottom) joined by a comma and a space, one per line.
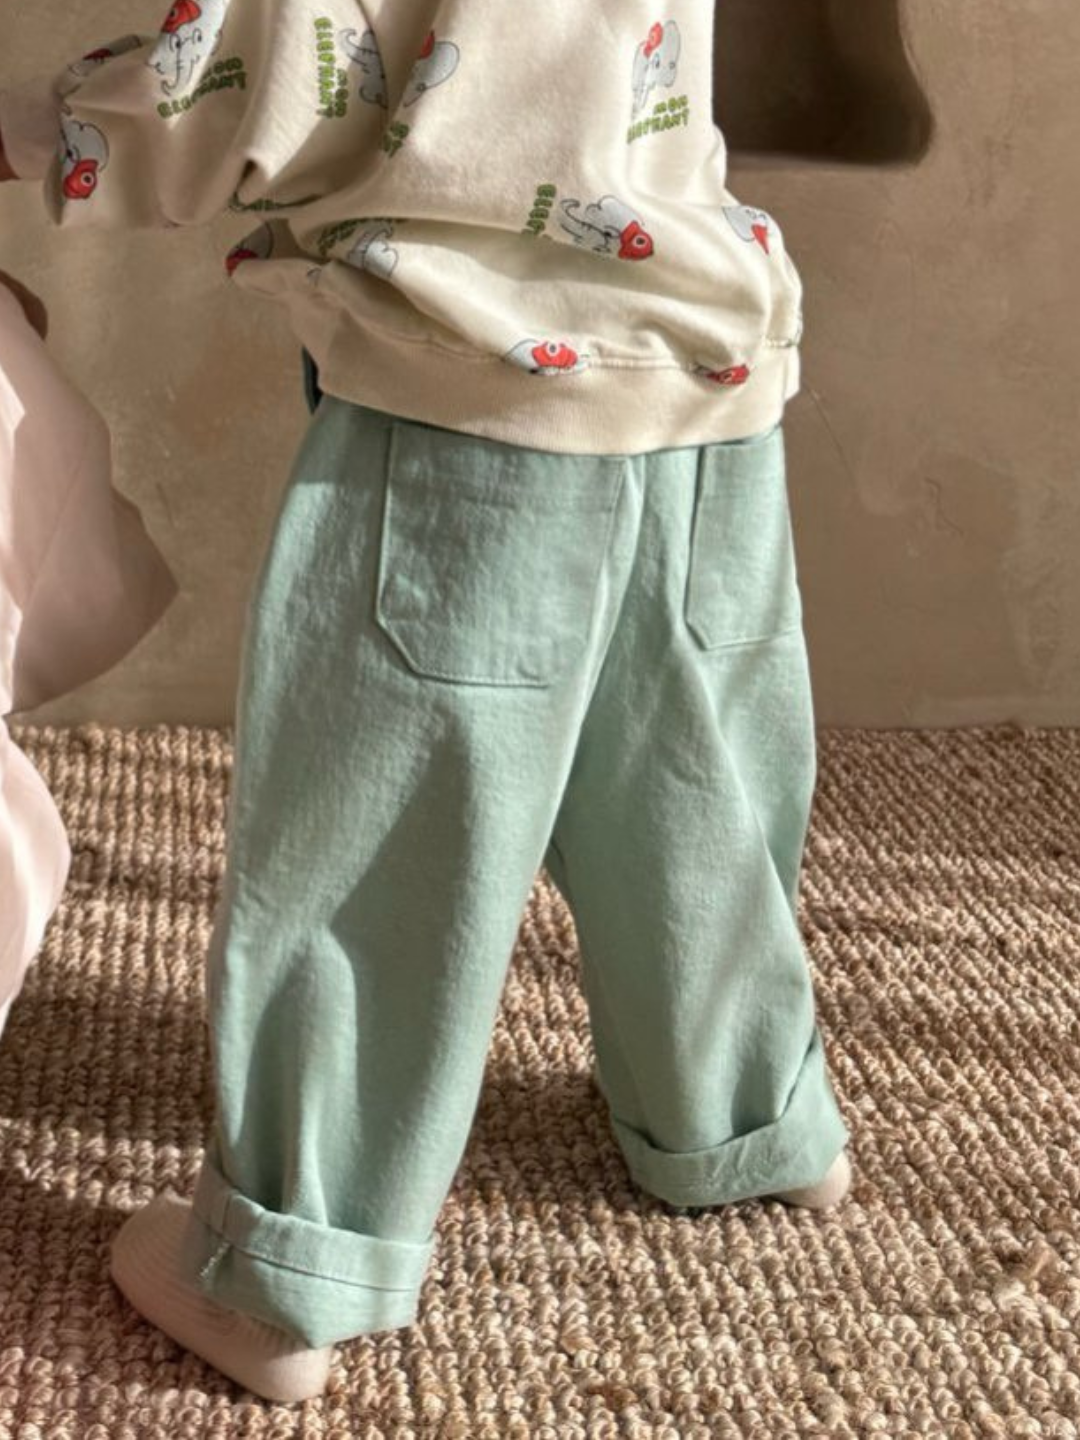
181, 1156, 438, 1347
610, 1030, 850, 1208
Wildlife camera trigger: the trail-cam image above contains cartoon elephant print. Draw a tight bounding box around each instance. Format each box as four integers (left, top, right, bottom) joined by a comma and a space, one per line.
559, 195, 655, 260
339, 28, 388, 108
631, 21, 681, 119
59, 110, 109, 202
147, 0, 229, 96
401, 32, 460, 107
345, 222, 400, 279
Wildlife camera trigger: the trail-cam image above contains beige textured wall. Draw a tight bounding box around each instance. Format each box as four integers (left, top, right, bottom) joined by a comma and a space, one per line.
2, 1, 1078, 727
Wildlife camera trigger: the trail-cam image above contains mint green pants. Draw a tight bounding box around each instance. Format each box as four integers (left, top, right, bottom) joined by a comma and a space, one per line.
181, 395, 848, 1348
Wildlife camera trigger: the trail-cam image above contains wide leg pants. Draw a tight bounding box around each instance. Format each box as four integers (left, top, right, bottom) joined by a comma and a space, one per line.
180, 392, 848, 1348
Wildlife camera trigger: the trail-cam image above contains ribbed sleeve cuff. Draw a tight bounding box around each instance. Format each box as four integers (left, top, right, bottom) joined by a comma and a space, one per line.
0, 76, 61, 181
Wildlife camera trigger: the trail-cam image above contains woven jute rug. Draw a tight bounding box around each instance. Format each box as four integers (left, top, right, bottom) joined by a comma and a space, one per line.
0, 725, 1078, 1439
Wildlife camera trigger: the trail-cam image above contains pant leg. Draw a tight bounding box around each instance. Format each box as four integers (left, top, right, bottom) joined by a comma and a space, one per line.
543, 422, 848, 1208
181, 397, 632, 1347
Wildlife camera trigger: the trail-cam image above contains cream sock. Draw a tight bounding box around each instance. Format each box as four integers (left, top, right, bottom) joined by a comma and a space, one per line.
771, 1150, 853, 1210
110, 1193, 335, 1403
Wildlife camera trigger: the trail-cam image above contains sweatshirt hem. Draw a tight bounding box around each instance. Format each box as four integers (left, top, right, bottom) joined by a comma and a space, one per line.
308, 318, 800, 455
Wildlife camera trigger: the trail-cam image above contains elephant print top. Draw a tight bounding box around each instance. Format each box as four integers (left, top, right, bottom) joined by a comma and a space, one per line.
0, 0, 805, 454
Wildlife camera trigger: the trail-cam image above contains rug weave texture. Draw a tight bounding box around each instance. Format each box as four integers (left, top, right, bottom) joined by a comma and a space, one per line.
0, 725, 1078, 1439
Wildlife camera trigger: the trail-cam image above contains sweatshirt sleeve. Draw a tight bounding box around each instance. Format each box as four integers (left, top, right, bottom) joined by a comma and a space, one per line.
0, 69, 69, 182
0, 5, 350, 230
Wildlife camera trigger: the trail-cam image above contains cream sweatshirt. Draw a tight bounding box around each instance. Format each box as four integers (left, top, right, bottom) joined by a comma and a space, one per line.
0, 2, 805, 455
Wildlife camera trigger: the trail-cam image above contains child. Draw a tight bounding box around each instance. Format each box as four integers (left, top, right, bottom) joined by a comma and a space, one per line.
0, 1, 851, 1403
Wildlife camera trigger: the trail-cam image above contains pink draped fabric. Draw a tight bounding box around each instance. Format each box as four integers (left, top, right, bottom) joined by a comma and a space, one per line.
0, 285, 176, 1035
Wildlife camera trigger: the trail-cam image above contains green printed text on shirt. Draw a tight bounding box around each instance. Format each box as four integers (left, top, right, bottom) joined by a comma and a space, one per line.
381, 122, 411, 158
522, 183, 558, 238
314, 19, 350, 119
156, 58, 247, 118
627, 94, 690, 145
315, 218, 364, 257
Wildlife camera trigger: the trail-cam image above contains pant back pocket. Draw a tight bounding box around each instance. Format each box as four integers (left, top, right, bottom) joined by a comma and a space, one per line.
376, 420, 625, 687
684, 424, 803, 651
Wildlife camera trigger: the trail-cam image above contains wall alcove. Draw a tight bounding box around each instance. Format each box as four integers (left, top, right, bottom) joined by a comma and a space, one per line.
714, 0, 933, 163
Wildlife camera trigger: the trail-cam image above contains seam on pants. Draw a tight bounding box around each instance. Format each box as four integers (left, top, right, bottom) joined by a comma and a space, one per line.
208, 1235, 425, 1292
567, 454, 641, 719
700, 622, 804, 655
193, 1157, 436, 1292
611, 1031, 848, 1204
376, 449, 628, 688
546, 452, 655, 1131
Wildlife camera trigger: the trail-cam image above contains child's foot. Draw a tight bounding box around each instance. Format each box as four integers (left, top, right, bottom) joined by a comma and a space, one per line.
110, 1193, 334, 1403
771, 1150, 852, 1210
